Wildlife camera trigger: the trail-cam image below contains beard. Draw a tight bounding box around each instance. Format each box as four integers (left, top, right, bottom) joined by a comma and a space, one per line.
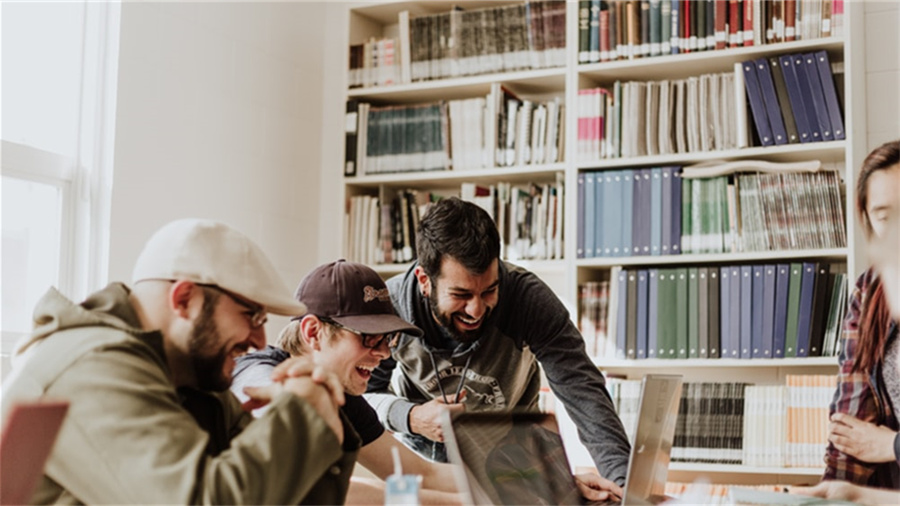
427, 284, 492, 344
188, 297, 231, 392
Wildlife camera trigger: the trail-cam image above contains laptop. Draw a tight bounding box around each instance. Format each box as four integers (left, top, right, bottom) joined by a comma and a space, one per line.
0, 400, 69, 505
442, 374, 683, 506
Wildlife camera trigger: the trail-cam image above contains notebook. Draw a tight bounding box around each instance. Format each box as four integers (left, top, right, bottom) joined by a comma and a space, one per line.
442, 374, 683, 506
0, 400, 69, 505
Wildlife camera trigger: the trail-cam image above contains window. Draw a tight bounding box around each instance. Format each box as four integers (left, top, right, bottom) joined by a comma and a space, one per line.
1, 1, 120, 375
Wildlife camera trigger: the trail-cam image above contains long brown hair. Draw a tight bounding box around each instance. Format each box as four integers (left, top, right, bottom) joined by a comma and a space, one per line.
853, 140, 900, 373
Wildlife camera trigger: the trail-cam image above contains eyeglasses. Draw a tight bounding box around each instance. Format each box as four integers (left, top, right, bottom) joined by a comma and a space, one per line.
201, 284, 268, 329
320, 317, 400, 349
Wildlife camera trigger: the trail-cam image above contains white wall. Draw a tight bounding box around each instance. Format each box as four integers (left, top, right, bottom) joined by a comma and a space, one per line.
110, 1, 333, 336
864, 1, 900, 150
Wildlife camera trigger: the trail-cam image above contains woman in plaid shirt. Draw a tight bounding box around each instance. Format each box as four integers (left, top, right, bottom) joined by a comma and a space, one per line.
823, 140, 900, 489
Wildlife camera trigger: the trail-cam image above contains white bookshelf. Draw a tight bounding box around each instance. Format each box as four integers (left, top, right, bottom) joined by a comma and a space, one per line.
338, 0, 868, 486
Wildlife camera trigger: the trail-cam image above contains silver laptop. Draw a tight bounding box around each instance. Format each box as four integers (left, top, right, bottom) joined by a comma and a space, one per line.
442, 374, 683, 506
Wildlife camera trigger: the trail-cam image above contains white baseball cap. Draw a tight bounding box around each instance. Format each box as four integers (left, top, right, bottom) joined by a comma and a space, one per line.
132, 219, 306, 316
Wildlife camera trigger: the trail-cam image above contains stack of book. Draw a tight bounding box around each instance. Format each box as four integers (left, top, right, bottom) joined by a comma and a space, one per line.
348, 37, 401, 88
580, 262, 848, 361
345, 87, 564, 176
577, 166, 845, 259
740, 50, 844, 146
577, 72, 739, 161
577, 0, 844, 64
607, 376, 835, 468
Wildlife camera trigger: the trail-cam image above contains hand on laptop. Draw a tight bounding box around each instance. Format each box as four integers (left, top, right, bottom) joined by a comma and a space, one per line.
574, 472, 623, 502
410, 391, 467, 442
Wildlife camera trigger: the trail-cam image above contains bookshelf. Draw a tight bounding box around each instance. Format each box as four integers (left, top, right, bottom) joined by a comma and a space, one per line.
338, 0, 868, 486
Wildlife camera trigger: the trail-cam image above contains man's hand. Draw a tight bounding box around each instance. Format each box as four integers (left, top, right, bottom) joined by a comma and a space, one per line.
241, 356, 346, 443
409, 392, 466, 442
574, 472, 623, 502
829, 413, 898, 463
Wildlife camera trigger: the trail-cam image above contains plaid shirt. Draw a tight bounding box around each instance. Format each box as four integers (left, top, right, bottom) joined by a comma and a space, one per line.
824, 268, 900, 487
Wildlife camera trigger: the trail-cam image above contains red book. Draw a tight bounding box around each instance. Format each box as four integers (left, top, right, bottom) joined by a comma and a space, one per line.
682, 0, 691, 53
600, 8, 611, 61
784, 0, 796, 41
728, 0, 741, 47
715, 0, 727, 49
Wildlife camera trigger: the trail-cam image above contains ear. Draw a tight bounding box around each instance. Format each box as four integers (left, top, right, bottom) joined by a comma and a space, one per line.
169, 280, 201, 320
414, 265, 431, 297
299, 315, 324, 351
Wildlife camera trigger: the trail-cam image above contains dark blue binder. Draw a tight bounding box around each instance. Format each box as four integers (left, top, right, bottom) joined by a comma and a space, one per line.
577, 172, 586, 258
740, 265, 753, 358
779, 54, 814, 143
729, 266, 741, 358
761, 265, 777, 358
795, 262, 818, 357
719, 266, 732, 358
616, 268, 629, 359
671, 169, 683, 254
802, 52, 834, 142
814, 50, 845, 140
637, 269, 649, 359
648, 269, 659, 358
773, 263, 790, 358
650, 168, 663, 256
742, 59, 775, 146
792, 53, 824, 142
754, 57, 789, 145
751, 265, 765, 358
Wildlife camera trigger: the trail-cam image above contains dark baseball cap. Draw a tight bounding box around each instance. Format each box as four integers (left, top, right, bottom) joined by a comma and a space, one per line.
294, 259, 423, 337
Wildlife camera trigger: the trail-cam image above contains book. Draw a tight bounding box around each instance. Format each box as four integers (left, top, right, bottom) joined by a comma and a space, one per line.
344, 99, 360, 176
794, 262, 818, 357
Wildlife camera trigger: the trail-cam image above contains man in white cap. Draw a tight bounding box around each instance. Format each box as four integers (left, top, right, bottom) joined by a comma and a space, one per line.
0, 219, 359, 504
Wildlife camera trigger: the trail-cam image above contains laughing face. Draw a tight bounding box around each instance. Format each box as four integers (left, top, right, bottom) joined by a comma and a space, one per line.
312, 320, 392, 395
418, 257, 499, 344
189, 286, 266, 392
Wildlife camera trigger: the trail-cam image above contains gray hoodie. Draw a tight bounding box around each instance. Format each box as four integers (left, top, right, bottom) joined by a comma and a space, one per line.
364, 261, 631, 485
1, 283, 358, 504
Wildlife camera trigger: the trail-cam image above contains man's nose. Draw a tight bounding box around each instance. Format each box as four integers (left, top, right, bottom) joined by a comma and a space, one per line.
466, 297, 486, 318
250, 327, 266, 351
371, 338, 391, 359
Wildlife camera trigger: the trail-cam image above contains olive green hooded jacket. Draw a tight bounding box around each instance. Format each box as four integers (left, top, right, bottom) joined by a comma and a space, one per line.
0, 283, 359, 504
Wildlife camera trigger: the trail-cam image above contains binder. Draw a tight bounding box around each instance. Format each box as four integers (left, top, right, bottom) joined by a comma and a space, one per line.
675, 268, 689, 359
621, 169, 634, 255
626, 270, 638, 359
344, 99, 361, 176
661, 167, 673, 254
584, 171, 596, 258
814, 50, 845, 140
784, 262, 803, 357
636, 269, 649, 359
708, 267, 720, 358
750, 265, 765, 358
595, 169, 606, 257
671, 169, 682, 254
795, 262, 818, 357
773, 263, 790, 358
740, 265, 753, 358
767, 56, 800, 144
688, 267, 700, 358
761, 265, 777, 358
802, 52, 834, 142
698, 267, 710, 358
778, 54, 813, 143
741, 59, 774, 146
808, 264, 834, 357
650, 168, 663, 256
729, 266, 741, 358
791, 53, 824, 142
719, 266, 732, 358
648, 269, 659, 358
604, 171, 621, 256
754, 57, 788, 145
656, 269, 676, 358
577, 172, 586, 258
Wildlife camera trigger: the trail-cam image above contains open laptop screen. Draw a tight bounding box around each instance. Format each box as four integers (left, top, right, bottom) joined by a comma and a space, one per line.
443, 411, 583, 505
